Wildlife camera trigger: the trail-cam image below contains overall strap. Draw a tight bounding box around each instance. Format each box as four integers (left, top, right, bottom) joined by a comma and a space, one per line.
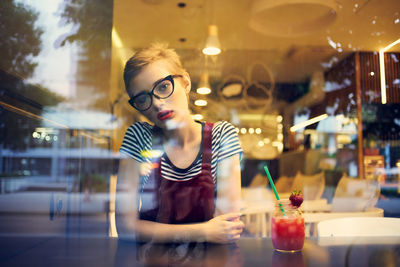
201, 122, 214, 166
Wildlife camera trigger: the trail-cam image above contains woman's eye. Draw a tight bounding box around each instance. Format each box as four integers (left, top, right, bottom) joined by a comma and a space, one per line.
157, 81, 172, 92
136, 95, 148, 104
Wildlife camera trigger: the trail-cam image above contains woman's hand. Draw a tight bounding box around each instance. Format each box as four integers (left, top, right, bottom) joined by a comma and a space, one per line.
203, 213, 245, 244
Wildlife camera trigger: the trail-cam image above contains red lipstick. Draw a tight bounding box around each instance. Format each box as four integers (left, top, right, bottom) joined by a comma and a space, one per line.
157, 110, 173, 121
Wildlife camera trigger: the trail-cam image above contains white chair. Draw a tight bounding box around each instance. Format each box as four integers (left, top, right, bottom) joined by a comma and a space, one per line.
317, 217, 400, 237
332, 175, 380, 212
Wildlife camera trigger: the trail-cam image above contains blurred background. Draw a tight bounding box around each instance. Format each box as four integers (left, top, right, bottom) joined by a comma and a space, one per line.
0, 0, 399, 238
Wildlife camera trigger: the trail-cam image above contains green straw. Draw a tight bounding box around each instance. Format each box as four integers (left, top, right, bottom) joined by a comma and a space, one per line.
264, 166, 286, 216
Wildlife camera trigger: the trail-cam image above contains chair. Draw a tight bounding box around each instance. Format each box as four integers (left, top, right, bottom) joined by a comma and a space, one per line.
317, 217, 400, 237
331, 175, 380, 212
275, 176, 293, 194
291, 171, 325, 200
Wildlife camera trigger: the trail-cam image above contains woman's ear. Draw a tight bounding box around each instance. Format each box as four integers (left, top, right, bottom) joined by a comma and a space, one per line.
182, 72, 191, 94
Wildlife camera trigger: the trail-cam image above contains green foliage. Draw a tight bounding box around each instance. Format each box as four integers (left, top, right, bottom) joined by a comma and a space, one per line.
58, 0, 113, 111
0, 0, 43, 78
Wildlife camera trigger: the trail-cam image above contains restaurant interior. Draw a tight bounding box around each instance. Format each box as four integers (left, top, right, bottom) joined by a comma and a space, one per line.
0, 0, 400, 265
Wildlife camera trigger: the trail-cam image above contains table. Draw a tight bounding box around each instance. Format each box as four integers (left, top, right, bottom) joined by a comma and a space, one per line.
0, 236, 399, 266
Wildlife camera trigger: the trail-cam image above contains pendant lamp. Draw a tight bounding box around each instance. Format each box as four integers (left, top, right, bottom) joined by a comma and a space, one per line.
202, 25, 221, 56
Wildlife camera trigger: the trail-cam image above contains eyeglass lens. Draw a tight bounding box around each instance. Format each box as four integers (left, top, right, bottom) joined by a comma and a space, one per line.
132, 76, 174, 111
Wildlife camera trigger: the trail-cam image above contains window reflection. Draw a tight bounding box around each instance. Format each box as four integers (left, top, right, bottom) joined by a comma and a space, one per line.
0, 0, 399, 248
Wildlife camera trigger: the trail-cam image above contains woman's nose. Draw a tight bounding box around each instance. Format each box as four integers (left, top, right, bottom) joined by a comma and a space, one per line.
152, 96, 165, 109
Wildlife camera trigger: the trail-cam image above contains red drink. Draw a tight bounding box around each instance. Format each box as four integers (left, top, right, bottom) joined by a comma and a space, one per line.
271, 200, 305, 252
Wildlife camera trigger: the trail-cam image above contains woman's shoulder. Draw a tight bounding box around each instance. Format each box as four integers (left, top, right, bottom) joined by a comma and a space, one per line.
212, 120, 237, 134
120, 122, 154, 162
126, 121, 154, 135
209, 120, 242, 160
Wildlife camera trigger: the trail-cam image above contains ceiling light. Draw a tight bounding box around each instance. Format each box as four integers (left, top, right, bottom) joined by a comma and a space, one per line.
202, 25, 221, 56
192, 114, 203, 120
290, 114, 328, 132
379, 38, 400, 104
196, 72, 211, 95
194, 99, 207, 106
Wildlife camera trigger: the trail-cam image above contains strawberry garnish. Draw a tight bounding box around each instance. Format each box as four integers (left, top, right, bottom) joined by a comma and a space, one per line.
289, 190, 303, 207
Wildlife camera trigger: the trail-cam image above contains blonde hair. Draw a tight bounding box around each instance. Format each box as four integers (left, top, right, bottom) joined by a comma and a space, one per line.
123, 43, 186, 93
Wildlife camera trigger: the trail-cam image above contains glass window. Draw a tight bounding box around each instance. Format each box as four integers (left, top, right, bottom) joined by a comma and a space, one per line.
1, 0, 399, 264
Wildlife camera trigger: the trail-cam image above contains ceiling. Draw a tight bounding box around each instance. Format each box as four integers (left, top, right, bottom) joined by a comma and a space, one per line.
110, 0, 399, 158
113, 0, 400, 83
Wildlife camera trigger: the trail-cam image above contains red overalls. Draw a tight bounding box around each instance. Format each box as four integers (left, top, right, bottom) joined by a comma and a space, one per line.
139, 122, 215, 224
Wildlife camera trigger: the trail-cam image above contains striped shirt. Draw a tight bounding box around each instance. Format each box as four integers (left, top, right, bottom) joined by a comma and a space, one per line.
119, 121, 242, 190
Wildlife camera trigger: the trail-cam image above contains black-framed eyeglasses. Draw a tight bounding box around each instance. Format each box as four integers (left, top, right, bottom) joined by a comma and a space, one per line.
128, 74, 182, 111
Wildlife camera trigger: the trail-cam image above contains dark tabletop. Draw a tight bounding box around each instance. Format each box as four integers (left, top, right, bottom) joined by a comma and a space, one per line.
0, 236, 399, 266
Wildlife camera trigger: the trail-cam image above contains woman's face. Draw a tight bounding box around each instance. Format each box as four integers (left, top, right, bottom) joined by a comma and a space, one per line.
129, 59, 192, 129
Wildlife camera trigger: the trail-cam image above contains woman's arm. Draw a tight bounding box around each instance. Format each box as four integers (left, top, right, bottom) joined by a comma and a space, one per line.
115, 157, 243, 243
214, 154, 242, 215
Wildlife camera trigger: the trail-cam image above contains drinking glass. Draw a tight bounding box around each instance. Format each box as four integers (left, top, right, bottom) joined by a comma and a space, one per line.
271, 199, 305, 252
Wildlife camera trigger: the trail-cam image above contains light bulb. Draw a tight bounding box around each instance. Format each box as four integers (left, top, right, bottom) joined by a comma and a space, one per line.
194, 99, 207, 106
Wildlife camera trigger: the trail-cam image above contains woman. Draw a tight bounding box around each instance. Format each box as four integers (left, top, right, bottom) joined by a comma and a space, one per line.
116, 43, 244, 244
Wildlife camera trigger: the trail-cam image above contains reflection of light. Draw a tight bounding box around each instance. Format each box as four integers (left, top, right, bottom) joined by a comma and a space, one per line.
370, 71, 375, 76
112, 27, 123, 48
263, 138, 270, 144
249, 128, 254, 134
194, 99, 207, 106
108, 174, 118, 237
192, 114, 203, 120
240, 128, 247, 134
290, 114, 328, 132
258, 141, 264, 147
0, 101, 68, 129
379, 50, 387, 104
112, 27, 133, 66
255, 128, 262, 134
140, 149, 163, 158
197, 87, 211, 95
277, 133, 283, 141
379, 38, 400, 104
